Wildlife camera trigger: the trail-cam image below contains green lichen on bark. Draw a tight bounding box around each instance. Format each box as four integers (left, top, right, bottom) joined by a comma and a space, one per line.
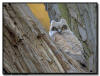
58, 4, 71, 26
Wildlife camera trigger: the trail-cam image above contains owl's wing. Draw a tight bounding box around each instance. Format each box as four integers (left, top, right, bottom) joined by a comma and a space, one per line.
63, 32, 86, 65
63, 31, 84, 55
52, 32, 86, 65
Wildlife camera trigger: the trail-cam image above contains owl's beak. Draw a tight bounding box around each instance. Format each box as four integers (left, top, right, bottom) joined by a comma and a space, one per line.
58, 29, 62, 34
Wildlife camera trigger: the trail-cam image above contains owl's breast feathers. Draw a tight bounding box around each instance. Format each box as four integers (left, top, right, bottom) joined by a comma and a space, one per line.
54, 32, 83, 55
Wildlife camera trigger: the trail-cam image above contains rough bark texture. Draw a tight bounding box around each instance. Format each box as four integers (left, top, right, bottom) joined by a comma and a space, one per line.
45, 3, 98, 73
3, 3, 97, 74
3, 3, 64, 73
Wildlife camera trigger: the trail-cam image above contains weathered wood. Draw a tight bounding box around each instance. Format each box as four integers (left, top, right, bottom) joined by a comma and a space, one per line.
3, 3, 65, 73
3, 3, 89, 73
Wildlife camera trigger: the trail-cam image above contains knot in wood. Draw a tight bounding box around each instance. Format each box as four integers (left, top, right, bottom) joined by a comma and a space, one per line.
37, 33, 45, 39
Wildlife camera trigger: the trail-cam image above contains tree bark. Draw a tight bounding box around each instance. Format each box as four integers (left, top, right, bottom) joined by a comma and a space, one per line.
3, 3, 89, 73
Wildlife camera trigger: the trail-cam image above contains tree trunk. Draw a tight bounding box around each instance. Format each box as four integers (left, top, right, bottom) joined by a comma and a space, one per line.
3, 3, 92, 73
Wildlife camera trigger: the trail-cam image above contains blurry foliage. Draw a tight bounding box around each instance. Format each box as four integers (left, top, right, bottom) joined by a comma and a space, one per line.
27, 4, 50, 31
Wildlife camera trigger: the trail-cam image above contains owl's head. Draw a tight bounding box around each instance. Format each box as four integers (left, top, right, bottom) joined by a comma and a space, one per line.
49, 19, 69, 35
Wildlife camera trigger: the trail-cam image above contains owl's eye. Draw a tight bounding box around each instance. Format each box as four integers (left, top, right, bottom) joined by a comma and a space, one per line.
62, 25, 67, 30
52, 27, 57, 31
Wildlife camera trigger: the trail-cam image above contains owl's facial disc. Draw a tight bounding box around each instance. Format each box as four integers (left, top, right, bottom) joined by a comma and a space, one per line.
51, 27, 57, 31
57, 24, 68, 34
51, 26, 62, 34
62, 25, 67, 30
57, 29, 62, 34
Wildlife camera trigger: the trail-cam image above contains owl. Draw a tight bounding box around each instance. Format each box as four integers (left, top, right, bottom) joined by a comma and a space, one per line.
49, 19, 86, 66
